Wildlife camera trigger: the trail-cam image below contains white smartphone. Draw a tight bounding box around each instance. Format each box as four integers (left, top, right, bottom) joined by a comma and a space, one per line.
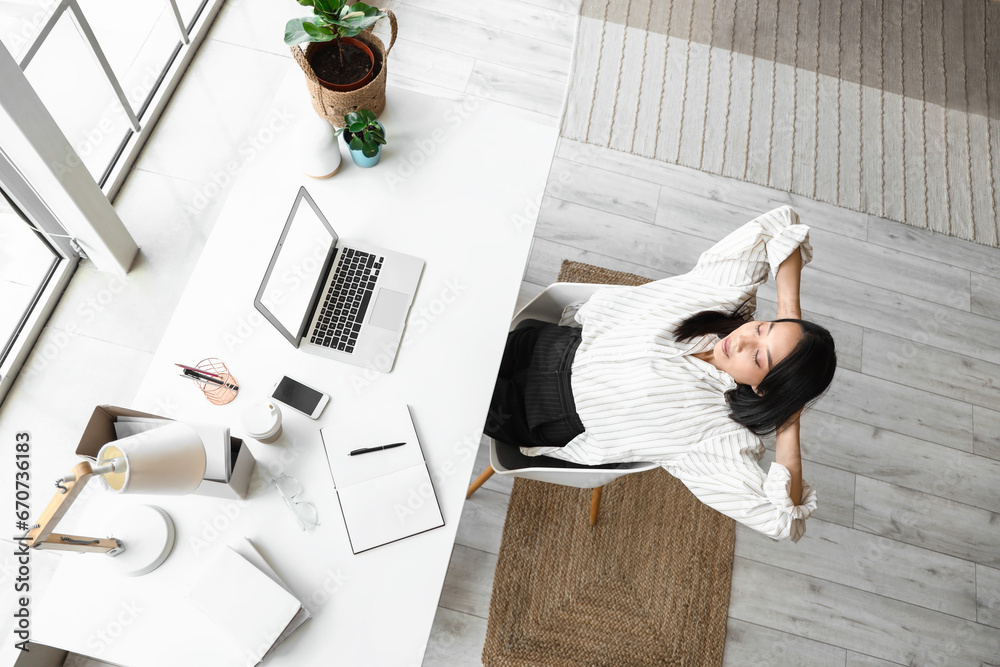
270, 376, 330, 419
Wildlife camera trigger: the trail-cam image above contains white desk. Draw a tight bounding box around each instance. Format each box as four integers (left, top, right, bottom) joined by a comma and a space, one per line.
32, 68, 557, 667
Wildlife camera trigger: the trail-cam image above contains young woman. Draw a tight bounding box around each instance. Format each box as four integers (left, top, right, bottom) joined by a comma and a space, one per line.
485, 206, 836, 542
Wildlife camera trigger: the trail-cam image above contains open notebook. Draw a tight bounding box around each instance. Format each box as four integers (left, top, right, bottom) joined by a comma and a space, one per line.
320, 403, 444, 554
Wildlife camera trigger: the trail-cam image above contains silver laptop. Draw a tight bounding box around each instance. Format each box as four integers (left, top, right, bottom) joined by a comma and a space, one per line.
254, 186, 424, 373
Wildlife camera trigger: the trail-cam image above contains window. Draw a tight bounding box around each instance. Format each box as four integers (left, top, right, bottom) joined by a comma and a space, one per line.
0, 190, 60, 365
1, 0, 222, 191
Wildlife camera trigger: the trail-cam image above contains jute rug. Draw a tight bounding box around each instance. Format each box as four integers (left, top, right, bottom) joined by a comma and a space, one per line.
481, 260, 736, 667
563, 0, 1000, 246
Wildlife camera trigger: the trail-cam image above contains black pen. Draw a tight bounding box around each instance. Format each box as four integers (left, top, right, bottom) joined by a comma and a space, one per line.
349, 442, 406, 456
183, 368, 239, 391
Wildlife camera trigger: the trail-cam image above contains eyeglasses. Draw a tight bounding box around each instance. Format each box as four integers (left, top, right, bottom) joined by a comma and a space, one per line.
271, 475, 319, 531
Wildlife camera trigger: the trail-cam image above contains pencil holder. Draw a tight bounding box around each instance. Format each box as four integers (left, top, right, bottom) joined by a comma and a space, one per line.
195, 357, 238, 405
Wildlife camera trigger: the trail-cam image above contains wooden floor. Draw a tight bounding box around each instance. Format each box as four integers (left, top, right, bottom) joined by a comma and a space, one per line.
434, 135, 1000, 664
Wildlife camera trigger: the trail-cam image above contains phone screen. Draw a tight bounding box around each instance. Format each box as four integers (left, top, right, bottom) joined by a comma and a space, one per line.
272, 376, 323, 414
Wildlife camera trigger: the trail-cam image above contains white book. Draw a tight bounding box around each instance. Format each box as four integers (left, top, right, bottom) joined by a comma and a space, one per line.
229, 538, 311, 660
320, 403, 444, 554
186, 545, 302, 664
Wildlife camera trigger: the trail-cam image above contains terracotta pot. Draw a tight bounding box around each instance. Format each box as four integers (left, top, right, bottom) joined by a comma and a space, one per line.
308, 37, 376, 92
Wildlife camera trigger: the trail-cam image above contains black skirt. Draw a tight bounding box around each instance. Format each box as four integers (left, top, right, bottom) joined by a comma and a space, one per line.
483, 319, 585, 448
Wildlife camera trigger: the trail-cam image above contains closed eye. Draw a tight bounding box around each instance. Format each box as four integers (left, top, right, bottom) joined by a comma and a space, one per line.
753, 324, 762, 366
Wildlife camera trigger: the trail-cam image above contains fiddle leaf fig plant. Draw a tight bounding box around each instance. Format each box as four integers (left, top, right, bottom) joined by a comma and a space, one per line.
340, 109, 385, 158
284, 0, 386, 46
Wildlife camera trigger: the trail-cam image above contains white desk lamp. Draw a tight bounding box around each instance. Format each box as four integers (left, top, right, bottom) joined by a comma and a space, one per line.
25, 422, 206, 576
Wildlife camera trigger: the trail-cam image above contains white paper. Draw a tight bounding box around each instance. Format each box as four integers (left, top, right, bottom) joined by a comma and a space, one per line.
320, 404, 423, 488
186, 546, 302, 664
336, 463, 444, 553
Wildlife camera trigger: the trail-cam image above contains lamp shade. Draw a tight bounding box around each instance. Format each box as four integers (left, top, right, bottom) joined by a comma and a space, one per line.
96, 422, 207, 495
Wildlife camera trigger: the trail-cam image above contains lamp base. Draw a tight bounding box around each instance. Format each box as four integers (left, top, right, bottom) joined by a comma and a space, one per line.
103, 505, 176, 576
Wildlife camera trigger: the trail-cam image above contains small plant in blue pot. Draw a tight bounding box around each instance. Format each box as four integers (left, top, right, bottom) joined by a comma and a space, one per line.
340, 109, 385, 167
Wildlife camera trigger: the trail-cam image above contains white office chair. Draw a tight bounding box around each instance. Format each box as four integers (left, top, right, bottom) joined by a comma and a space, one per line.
467, 282, 659, 525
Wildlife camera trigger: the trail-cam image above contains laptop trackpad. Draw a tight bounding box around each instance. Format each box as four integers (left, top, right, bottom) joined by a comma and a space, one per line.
368, 289, 410, 332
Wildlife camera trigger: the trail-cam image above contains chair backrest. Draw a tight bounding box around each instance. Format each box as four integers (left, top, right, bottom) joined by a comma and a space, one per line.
490, 282, 660, 489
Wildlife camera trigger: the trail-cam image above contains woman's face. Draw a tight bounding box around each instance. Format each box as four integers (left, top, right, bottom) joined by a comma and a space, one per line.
713, 321, 803, 391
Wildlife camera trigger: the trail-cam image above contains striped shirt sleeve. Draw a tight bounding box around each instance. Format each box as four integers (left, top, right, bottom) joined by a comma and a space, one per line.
690, 205, 813, 287
667, 430, 818, 542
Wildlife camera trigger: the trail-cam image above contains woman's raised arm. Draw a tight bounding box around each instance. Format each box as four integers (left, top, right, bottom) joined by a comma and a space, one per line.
775, 245, 803, 320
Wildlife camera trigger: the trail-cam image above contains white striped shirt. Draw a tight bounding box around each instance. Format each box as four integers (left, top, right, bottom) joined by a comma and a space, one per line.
522, 206, 819, 542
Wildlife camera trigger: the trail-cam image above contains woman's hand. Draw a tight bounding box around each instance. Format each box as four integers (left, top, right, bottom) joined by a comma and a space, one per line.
775, 408, 803, 505
775, 248, 803, 320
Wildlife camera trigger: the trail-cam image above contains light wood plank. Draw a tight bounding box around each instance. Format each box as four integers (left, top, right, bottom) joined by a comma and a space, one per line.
439, 544, 498, 619
973, 405, 1000, 462
971, 271, 1000, 320
546, 158, 662, 223
729, 557, 1000, 665
978, 564, 1000, 630
723, 618, 848, 667
867, 215, 1000, 280
800, 411, 1000, 514
525, 236, 670, 287
735, 519, 978, 620
395, 0, 578, 48
368, 34, 476, 93
456, 487, 510, 555
845, 652, 905, 667
467, 59, 566, 117
421, 606, 488, 667
854, 477, 1000, 568
388, 2, 573, 81
792, 269, 1000, 367
862, 329, 1000, 410
534, 197, 705, 274
815, 368, 973, 453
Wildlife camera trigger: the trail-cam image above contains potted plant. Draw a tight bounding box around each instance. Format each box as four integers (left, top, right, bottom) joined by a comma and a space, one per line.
338, 109, 385, 167
285, 0, 387, 92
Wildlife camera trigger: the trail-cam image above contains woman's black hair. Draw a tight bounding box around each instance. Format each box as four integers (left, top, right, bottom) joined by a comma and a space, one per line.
676, 301, 837, 436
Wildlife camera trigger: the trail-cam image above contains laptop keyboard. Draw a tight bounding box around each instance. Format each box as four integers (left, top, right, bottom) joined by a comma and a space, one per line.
310, 248, 383, 353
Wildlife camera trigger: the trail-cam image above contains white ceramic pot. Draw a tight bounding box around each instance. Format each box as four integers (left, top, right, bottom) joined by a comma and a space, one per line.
298, 113, 343, 179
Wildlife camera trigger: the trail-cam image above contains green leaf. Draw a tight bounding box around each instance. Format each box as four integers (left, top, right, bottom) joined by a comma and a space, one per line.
348, 136, 364, 151
372, 134, 386, 146
362, 145, 379, 158
348, 121, 365, 134
284, 17, 319, 45
343, 111, 360, 125
303, 21, 336, 40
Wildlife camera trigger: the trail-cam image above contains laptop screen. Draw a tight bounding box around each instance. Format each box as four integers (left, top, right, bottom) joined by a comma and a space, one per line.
254, 187, 338, 346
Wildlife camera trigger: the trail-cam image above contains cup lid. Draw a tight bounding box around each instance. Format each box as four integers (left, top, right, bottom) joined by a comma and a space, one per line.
242, 401, 282, 437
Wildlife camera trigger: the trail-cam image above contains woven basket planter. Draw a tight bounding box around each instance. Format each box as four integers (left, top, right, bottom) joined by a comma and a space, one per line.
290, 9, 397, 129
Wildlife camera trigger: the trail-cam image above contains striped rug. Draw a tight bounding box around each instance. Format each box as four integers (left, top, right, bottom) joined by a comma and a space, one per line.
562, 0, 1000, 246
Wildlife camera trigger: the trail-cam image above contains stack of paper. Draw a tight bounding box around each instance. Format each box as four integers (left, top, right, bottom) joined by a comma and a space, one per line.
186, 538, 311, 664
320, 403, 444, 554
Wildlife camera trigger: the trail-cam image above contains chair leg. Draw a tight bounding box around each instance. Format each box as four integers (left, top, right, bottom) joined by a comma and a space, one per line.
589, 486, 603, 526
467, 466, 495, 498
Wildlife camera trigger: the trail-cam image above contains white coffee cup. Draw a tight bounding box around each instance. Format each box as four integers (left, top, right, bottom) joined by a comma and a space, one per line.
242, 401, 283, 444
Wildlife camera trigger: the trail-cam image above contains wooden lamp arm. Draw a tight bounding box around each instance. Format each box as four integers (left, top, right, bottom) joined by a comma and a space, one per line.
25, 461, 123, 555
